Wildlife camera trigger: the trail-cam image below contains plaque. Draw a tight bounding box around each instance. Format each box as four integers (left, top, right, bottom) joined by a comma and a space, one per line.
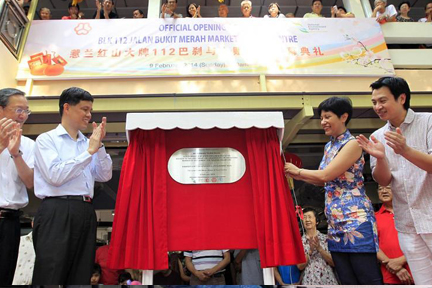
168, 148, 246, 184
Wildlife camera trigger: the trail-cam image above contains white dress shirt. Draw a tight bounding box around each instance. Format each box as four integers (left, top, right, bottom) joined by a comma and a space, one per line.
34, 124, 112, 199
370, 109, 432, 233
12, 232, 35, 285
0, 136, 35, 210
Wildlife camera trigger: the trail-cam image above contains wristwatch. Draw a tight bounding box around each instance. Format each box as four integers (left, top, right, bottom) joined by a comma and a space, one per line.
10, 150, 23, 159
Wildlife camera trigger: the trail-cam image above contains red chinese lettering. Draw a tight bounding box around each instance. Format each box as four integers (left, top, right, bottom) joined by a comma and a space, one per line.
138, 48, 149, 57
206, 47, 216, 55
70, 49, 80, 58
313, 47, 324, 56
179, 47, 188, 56
192, 47, 202, 56
84, 49, 93, 58
232, 47, 240, 56
112, 49, 122, 57
97, 49, 108, 57
300, 47, 310, 56
125, 48, 135, 57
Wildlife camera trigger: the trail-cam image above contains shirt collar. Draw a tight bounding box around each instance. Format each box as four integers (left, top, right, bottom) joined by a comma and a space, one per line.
330, 129, 350, 143
55, 124, 86, 142
377, 204, 392, 215
388, 108, 415, 130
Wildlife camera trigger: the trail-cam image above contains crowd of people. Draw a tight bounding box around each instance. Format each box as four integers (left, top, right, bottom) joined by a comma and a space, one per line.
34, 0, 432, 23
1, 75, 432, 285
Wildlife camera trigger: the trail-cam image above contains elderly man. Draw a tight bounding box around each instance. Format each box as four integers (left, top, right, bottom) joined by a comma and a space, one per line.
0, 88, 34, 285
371, 0, 396, 23
240, 0, 252, 17
161, 0, 182, 18
376, 185, 413, 284
218, 4, 229, 17
94, 0, 118, 19
357, 76, 432, 285
303, 0, 323, 18
185, 250, 230, 285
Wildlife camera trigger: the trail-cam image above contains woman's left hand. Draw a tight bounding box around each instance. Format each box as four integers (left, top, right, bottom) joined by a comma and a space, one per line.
285, 162, 300, 176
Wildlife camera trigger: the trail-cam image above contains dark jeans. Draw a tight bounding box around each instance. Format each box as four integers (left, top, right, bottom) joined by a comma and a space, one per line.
331, 251, 383, 285
32, 197, 97, 285
0, 210, 21, 285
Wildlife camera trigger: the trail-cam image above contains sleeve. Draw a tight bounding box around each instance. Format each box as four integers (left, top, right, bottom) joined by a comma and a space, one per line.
35, 134, 93, 187
427, 114, 432, 154
23, 138, 35, 169
91, 145, 113, 182
387, 5, 397, 17
183, 251, 193, 257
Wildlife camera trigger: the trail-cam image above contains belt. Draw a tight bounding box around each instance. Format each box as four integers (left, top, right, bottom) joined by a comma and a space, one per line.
0, 208, 22, 219
47, 195, 92, 203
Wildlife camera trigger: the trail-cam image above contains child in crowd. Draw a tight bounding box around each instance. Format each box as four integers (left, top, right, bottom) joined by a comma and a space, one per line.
91, 263, 102, 285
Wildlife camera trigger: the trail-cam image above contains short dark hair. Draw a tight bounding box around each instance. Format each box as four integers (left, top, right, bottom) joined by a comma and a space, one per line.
268, 3, 281, 15
166, 0, 177, 3
318, 96, 353, 126
337, 6, 347, 13
118, 272, 132, 284
303, 207, 319, 224
398, 1, 410, 10
370, 77, 411, 110
134, 9, 144, 15
59, 87, 93, 117
186, 3, 198, 17
93, 263, 101, 275
312, 0, 322, 5
0, 88, 25, 108
68, 2, 80, 10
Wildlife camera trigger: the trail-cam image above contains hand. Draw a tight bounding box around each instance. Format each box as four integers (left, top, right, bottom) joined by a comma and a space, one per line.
87, 117, 107, 155
71, 13, 78, 19
356, 134, 386, 159
285, 162, 300, 175
96, 0, 101, 10
8, 123, 22, 157
396, 268, 414, 284
384, 128, 408, 155
103, 1, 110, 13
384, 257, 404, 274
0, 118, 16, 152
203, 268, 215, 277
377, 14, 386, 23
307, 235, 317, 253
196, 6, 201, 17
195, 270, 209, 282
310, 235, 322, 252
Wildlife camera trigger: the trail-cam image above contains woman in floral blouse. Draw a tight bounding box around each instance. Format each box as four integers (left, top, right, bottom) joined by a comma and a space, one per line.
298, 207, 338, 285
285, 97, 382, 284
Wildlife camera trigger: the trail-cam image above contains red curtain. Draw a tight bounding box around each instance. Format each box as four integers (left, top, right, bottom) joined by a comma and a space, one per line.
108, 127, 305, 270
245, 128, 306, 267
107, 129, 168, 270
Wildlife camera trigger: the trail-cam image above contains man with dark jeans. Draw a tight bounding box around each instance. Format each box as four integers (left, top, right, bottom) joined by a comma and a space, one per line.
32, 87, 112, 284
0, 88, 34, 285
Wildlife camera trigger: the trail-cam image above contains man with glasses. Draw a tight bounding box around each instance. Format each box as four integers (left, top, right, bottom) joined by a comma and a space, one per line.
0, 88, 34, 285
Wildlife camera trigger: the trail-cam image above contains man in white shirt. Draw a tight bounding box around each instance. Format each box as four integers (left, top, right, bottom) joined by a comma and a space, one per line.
0, 88, 34, 285
418, 2, 432, 22
357, 77, 432, 285
32, 87, 112, 284
160, 0, 182, 18
371, 0, 397, 23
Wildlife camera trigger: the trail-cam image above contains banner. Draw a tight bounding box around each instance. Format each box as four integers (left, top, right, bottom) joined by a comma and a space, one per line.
17, 18, 395, 79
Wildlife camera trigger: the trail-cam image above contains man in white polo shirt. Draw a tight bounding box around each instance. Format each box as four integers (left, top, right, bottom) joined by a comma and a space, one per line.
0, 88, 34, 285
32, 87, 112, 284
185, 250, 230, 284
357, 76, 432, 285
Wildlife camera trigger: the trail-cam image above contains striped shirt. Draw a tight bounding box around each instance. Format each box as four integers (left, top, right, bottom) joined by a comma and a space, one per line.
184, 250, 228, 271
370, 109, 432, 233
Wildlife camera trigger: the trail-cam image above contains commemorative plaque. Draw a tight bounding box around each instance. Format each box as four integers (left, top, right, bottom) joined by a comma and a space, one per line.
167, 148, 246, 184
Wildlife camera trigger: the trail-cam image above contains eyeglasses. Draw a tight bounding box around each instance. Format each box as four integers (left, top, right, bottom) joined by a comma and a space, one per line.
14, 108, 32, 115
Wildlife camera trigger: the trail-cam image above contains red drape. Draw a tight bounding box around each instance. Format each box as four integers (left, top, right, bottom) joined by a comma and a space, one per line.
108, 127, 305, 270
245, 128, 306, 267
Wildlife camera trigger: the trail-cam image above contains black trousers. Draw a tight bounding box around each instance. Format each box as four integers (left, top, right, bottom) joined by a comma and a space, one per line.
0, 209, 21, 285
331, 251, 383, 285
32, 197, 97, 285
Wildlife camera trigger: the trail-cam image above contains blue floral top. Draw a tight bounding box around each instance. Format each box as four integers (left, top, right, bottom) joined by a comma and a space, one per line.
319, 130, 378, 253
